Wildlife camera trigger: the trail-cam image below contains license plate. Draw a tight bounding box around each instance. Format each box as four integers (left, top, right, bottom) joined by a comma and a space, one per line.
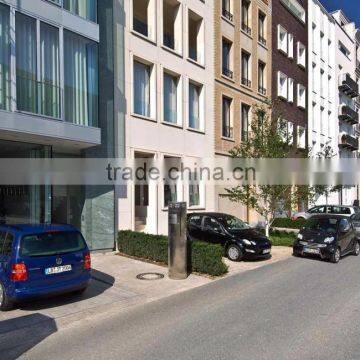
45, 265, 72, 275
263, 249, 271, 254
303, 248, 320, 255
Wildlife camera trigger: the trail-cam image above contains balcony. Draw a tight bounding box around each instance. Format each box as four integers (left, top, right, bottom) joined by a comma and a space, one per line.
241, 23, 252, 36
339, 73, 359, 98
222, 67, 233, 79
241, 78, 252, 88
258, 86, 267, 96
339, 133, 359, 151
258, 35, 267, 46
338, 104, 359, 125
222, 8, 233, 22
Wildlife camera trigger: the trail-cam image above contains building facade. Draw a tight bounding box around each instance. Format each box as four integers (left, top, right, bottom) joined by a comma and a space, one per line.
214, 0, 272, 223
117, 0, 215, 235
0, 0, 123, 250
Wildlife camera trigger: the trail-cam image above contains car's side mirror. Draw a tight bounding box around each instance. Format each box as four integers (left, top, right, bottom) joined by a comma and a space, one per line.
340, 224, 350, 233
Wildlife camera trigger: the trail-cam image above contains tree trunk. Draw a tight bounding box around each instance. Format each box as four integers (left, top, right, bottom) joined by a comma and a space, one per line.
265, 221, 270, 237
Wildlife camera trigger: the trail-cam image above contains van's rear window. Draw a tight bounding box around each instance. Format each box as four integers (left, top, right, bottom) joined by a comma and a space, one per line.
20, 231, 86, 257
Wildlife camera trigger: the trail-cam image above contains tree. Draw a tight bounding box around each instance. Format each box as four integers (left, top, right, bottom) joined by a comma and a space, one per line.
223, 102, 314, 236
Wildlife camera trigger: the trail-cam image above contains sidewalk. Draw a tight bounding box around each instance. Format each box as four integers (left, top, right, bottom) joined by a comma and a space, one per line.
0, 247, 292, 337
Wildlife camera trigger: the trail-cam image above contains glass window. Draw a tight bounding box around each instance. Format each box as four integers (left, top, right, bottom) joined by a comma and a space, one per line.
241, 0, 251, 33
16, 13, 37, 113
3, 232, 14, 256
222, 96, 232, 138
258, 12, 266, 44
64, 30, 98, 126
258, 62, 266, 94
21, 231, 86, 257
63, 0, 97, 23
241, 51, 251, 86
304, 217, 339, 234
0, 4, 10, 111
40, 23, 60, 118
164, 72, 178, 124
189, 182, 200, 207
133, 0, 149, 37
133, 61, 150, 117
222, 39, 232, 74
204, 217, 222, 232
189, 82, 200, 130
189, 215, 202, 226
241, 104, 250, 141
164, 184, 177, 207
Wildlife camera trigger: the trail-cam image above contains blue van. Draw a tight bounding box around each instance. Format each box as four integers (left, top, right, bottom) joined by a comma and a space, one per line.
0, 224, 91, 311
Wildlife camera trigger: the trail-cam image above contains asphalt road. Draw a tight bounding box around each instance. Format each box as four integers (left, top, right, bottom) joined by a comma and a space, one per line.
12, 254, 360, 359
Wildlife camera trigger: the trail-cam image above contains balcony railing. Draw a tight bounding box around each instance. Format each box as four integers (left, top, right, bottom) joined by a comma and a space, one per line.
258, 86, 266, 95
222, 67, 234, 79
241, 77, 252, 88
258, 35, 267, 46
222, 125, 233, 139
339, 133, 359, 151
241, 23, 252, 36
339, 73, 359, 98
222, 8, 233, 22
338, 104, 359, 125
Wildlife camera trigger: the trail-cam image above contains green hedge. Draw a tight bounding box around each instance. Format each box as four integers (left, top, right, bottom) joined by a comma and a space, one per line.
270, 232, 296, 247
271, 217, 306, 229
117, 231, 228, 276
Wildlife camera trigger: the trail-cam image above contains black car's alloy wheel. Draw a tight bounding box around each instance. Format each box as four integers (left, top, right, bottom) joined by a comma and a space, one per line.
0, 282, 13, 311
353, 242, 360, 256
330, 248, 341, 264
227, 245, 243, 262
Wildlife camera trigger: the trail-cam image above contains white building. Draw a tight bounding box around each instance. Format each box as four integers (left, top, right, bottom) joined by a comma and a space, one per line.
118, 0, 215, 235
308, 3, 359, 205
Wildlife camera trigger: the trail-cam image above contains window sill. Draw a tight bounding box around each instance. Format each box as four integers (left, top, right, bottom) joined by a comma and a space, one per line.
187, 57, 205, 69
257, 91, 267, 98
258, 41, 268, 50
221, 15, 235, 27
240, 83, 252, 91
241, 29, 253, 40
161, 45, 183, 58
187, 127, 205, 135
188, 206, 206, 211
162, 121, 183, 129
221, 136, 235, 142
131, 30, 157, 46
221, 74, 235, 83
131, 113, 157, 123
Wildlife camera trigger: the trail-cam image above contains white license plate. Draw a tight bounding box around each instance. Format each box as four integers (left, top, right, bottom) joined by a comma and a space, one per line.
263, 249, 271, 254
303, 248, 320, 255
45, 265, 72, 275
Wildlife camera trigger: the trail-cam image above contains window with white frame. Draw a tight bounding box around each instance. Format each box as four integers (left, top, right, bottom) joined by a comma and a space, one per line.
133, 0, 156, 41
297, 84, 306, 109
0, 3, 10, 111
222, 96, 233, 138
277, 72, 288, 99
163, 71, 182, 125
133, 60, 153, 118
277, 25, 288, 54
297, 125, 306, 149
288, 33, 294, 58
188, 81, 204, 131
188, 171, 202, 208
188, 10, 205, 65
278, 118, 293, 144
288, 78, 294, 102
163, 0, 182, 54
297, 42, 306, 68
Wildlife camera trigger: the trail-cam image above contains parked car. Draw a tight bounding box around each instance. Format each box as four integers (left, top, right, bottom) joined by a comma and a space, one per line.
292, 205, 359, 220
0, 224, 91, 311
293, 214, 360, 263
187, 213, 272, 261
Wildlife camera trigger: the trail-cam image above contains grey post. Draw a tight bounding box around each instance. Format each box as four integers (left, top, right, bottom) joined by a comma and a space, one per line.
168, 202, 188, 280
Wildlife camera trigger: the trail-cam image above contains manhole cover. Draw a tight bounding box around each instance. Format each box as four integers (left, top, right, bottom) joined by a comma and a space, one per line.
136, 272, 165, 281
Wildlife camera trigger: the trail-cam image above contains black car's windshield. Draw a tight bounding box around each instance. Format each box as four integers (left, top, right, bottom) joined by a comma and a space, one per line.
304, 218, 339, 234
21, 231, 86, 257
221, 215, 251, 230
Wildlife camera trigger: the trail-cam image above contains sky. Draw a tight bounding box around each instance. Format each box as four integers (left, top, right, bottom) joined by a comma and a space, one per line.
320, 0, 360, 27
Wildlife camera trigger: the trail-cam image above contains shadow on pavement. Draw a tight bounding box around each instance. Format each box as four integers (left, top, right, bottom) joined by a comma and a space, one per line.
15, 269, 115, 311
0, 313, 57, 360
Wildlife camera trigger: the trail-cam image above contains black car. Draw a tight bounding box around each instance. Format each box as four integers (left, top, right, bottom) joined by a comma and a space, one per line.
187, 213, 272, 261
293, 214, 360, 263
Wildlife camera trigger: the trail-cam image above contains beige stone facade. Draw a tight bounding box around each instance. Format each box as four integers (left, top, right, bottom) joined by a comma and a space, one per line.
214, 0, 272, 224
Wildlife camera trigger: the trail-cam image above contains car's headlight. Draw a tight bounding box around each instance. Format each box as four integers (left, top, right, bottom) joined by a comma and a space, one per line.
297, 233, 303, 240
243, 239, 252, 245
324, 237, 335, 244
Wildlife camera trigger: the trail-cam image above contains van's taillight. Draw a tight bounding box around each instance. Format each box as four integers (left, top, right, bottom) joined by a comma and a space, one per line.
84, 253, 91, 270
11, 263, 28, 282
